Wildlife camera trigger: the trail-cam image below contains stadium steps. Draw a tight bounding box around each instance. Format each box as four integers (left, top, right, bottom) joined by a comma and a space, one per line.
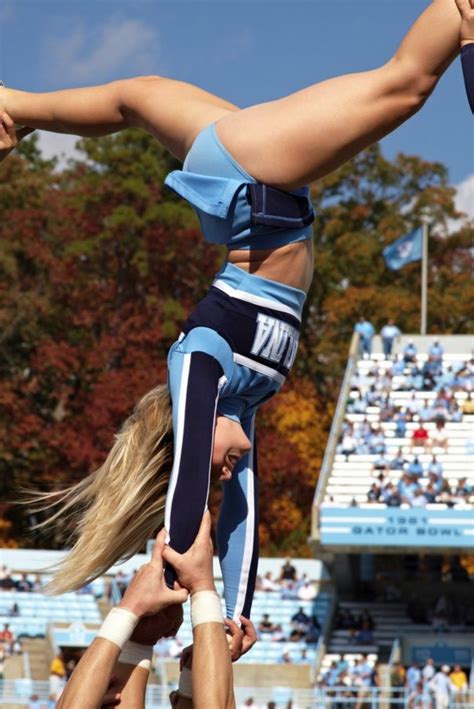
20, 638, 52, 681
3, 653, 24, 680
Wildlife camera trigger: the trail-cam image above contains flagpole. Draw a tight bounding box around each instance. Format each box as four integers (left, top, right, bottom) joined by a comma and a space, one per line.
420, 216, 429, 335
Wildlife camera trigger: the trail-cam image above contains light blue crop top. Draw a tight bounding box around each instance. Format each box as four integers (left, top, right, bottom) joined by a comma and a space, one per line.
164, 122, 314, 250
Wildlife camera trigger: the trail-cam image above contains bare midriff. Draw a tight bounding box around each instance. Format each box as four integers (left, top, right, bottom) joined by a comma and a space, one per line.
227, 239, 314, 293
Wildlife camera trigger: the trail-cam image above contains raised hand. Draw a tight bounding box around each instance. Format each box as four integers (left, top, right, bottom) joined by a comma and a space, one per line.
455, 0, 474, 43
0, 110, 34, 163
162, 511, 216, 595
224, 616, 257, 662
118, 528, 188, 618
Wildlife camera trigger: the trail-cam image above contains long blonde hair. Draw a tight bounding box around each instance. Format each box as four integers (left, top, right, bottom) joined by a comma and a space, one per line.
28, 384, 173, 594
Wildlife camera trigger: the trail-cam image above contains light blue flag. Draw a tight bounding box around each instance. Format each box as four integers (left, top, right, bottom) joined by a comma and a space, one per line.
382, 227, 423, 270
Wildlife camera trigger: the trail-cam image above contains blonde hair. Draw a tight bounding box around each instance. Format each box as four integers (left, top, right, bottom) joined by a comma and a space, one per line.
28, 384, 173, 594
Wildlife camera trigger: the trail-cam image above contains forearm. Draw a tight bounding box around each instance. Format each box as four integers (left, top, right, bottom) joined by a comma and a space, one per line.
56, 638, 120, 709
393, 0, 461, 78
0, 80, 129, 136
192, 622, 235, 709
111, 661, 149, 709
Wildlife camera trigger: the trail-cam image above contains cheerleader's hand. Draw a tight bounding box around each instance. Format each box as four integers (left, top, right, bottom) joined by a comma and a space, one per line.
454, 0, 474, 44
0, 111, 35, 163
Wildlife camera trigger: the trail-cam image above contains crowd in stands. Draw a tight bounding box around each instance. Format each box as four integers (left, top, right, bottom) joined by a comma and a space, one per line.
319, 654, 382, 706
0, 566, 44, 594
333, 607, 376, 646
336, 335, 474, 508
391, 659, 470, 708
239, 700, 299, 709
256, 606, 322, 650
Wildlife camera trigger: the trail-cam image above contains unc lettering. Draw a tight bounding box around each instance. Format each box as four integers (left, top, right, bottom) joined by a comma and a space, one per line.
251, 313, 299, 368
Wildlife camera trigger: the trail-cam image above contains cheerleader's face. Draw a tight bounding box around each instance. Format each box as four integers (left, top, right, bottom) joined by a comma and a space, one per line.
211, 415, 252, 481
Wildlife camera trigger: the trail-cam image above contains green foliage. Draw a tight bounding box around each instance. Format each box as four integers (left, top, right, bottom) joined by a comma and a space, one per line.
0, 130, 471, 552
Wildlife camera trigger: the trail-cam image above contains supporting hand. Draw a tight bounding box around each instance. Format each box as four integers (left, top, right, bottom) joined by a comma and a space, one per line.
455, 0, 474, 44
118, 528, 189, 618
162, 511, 216, 595
0, 111, 34, 163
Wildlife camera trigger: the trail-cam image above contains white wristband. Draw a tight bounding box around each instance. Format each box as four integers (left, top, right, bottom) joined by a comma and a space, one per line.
118, 640, 153, 670
190, 590, 224, 628
178, 667, 193, 698
97, 607, 139, 650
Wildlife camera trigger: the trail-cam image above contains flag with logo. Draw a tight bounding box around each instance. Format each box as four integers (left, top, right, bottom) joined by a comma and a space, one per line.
382, 227, 423, 270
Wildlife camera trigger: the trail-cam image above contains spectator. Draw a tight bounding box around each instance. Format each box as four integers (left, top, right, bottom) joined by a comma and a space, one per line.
240, 699, 260, 709
295, 648, 309, 664
297, 578, 317, 601
421, 658, 435, 683
394, 410, 408, 438
16, 573, 32, 592
429, 666, 452, 709
411, 422, 429, 450
462, 392, 474, 415
423, 483, 437, 504
403, 339, 418, 363
355, 316, 375, 358
408, 456, 424, 478
390, 447, 408, 470
8, 603, 20, 617
429, 420, 449, 452
454, 477, 472, 499
305, 616, 321, 643
0, 569, 16, 591
279, 650, 292, 664
114, 570, 128, 596
32, 575, 43, 592
258, 614, 278, 635
260, 571, 280, 592
367, 483, 381, 503
240, 699, 261, 709
418, 399, 434, 422
49, 650, 66, 701
291, 607, 310, 631
449, 664, 468, 702
0, 624, 14, 652
380, 319, 401, 358
270, 624, 286, 643
406, 662, 421, 691
427, 455, 443, 478
428, 339, 444, 361
382, 483, 402, 507
411, 489, 428, 508
340, 431, 357, 460
28, 695, 42, 709
280, 558, 297, 583
408, 681, 432, 708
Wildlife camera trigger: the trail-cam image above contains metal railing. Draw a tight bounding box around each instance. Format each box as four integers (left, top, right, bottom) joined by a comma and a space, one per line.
1, 680, 474, 707
311, 331, 360, 543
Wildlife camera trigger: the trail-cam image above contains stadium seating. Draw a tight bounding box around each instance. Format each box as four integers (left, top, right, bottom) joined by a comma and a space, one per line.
324, 349, 473, 506
159, 587, 332, 665
0, 591, 102, 637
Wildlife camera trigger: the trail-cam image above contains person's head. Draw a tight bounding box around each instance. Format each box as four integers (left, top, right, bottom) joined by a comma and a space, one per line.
25, 382, 252, 594
211, 415, 251, 481
453, 664, 461, 672
441, 665, 450, 674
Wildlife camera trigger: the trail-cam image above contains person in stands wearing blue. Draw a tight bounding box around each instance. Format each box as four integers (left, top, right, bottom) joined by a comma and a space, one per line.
408, 456, 424, 478
403, 339, 418, 363
355, 316, 375, 359
380, 319, 402, 359
0, 0, 465, 648
428, 339, 444, 362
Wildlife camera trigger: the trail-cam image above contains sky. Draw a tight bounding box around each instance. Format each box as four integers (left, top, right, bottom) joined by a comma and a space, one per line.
1, 0, 472, 222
